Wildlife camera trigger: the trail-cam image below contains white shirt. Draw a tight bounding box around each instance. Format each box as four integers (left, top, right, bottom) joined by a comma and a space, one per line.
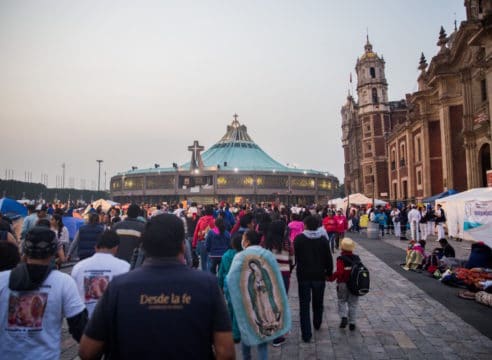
407, 209, 421, 224
71, 252, 130, 317
53, 226, 70, 245
0, 270, 85, 360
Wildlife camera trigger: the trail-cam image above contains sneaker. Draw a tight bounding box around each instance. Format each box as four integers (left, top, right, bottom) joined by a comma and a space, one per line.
349, 324, 356, 331
272, 337, 286, 347
339, 317, 348, 328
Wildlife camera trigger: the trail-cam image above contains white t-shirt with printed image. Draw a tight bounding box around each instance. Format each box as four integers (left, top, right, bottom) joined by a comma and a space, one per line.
0, 269, 85, 360
71, 252, 130, 317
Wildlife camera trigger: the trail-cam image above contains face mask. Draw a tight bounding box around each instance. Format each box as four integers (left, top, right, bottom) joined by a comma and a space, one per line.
241, 240, 247, 249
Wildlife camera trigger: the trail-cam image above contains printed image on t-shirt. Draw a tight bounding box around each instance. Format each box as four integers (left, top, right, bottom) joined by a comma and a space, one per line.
7, 291, 48, 330
84, 275, 110, 301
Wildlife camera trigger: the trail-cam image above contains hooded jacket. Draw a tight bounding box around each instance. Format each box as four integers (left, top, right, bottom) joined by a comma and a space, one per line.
192, 215, 216, 248
294, 228, 333, 282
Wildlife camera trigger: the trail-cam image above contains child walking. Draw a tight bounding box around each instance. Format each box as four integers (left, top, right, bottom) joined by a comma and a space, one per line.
328, 237, 360, 331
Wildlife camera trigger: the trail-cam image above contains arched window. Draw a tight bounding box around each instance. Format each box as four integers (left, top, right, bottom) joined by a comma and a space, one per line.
370, 67, 376, 78
372, 88, 378, 104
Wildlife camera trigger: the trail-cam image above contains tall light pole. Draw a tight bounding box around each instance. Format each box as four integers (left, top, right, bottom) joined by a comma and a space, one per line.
62, 163, 66, 189
96, 160, 103, 191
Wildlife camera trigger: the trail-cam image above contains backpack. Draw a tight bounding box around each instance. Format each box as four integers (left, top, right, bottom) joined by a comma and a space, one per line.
341, 255, 370, 296
130, 245, 146, 270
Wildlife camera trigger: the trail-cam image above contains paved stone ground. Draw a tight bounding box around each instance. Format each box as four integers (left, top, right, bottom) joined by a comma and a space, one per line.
60, 240, 492, 359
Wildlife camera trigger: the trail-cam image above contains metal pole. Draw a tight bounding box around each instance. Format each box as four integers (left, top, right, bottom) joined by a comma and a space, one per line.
62, 163, 66, 189
96, 160, 103, 191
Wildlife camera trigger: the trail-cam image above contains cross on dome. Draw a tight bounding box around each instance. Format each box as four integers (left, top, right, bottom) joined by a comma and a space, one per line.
232, 113, 240, 128
188, 140, 205, 170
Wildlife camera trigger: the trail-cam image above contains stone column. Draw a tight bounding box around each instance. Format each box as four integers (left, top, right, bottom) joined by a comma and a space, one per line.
461, 69, 479, 188
439, 105, 452, 191
422, 116, 431, 197
464, 136, 478, 187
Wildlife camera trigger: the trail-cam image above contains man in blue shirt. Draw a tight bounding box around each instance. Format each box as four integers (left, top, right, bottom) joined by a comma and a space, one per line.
79, 214, 234, 360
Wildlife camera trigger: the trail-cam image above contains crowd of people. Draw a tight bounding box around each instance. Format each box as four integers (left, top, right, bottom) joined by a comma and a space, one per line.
0, 200, 370, 360
344, 202, 448, 241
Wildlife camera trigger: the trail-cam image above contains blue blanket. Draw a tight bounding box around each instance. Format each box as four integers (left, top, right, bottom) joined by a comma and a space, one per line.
226, 245, 291, 346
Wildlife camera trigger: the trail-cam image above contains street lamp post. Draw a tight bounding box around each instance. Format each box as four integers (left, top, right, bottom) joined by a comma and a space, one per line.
96, 160, 103, 191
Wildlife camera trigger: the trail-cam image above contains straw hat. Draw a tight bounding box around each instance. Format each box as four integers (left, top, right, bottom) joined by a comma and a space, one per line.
341, 237, 355, 252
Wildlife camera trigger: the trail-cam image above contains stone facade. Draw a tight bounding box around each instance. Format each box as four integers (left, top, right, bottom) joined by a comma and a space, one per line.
342, 0, 492, 202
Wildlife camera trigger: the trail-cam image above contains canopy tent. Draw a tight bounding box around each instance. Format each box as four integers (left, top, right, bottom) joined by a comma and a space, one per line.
328, 197, 344, 209
422, 189, 457, 205
438, 187, 492, 247
83, 199, 119, 215
332, 193, 387, 214
328, 197, 343, 205
0, 197, 28, 219
345, 193, 387, 206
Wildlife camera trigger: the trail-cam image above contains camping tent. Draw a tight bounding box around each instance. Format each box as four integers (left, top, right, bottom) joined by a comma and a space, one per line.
422, 189, 457, 205
83, 199, 119, 215
0, 197, 28, 219
62, 216, 85, 241
438, 187, 492, 247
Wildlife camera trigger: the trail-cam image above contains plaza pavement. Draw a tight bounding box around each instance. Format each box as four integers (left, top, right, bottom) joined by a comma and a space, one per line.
60, 232, 492, 359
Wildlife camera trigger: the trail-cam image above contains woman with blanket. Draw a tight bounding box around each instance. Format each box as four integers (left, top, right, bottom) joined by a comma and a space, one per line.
401, 240, 426, 271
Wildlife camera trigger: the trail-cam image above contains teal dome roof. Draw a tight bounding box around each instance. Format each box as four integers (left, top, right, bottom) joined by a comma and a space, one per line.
120, 116, 334, 177
197, 118, 291, 172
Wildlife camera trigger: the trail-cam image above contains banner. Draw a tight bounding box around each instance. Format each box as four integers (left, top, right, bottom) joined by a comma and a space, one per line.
464, 200, 492, 245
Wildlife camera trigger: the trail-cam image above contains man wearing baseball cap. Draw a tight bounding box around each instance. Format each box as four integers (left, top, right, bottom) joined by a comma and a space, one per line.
0, 226, 87, 359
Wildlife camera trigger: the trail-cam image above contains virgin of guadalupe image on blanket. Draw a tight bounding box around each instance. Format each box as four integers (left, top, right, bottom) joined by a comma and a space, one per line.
247, 259, 281, 336
227, 247, 291, 346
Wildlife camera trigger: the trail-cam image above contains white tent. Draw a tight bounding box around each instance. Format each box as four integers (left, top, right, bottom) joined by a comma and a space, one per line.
83, 199, 120, 214
328, 197, 344, 209
345, 193, 387, 206
438, 188, 492, 246
331, 193, 387, 213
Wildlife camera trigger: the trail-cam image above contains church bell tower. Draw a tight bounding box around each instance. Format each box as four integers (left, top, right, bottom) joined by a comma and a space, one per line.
354, 36, 390, 200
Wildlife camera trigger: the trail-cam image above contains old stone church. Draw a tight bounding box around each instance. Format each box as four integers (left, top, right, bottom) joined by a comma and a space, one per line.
342, 0, 492, 202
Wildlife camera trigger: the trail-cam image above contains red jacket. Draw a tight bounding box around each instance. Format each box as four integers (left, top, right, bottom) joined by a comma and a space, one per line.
192, 215, 216, 248
328, 251, 354, 283
322, 216, 337, 233
334, 215, 348, 233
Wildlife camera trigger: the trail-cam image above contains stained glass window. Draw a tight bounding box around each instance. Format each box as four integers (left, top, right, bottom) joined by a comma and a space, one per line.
290, 177, 315, 189
123, 177, 144, 190
318, 179, 332, 190
217, 175, 254, 189
146, 176, 175, 189
256, 176, 288, 189
110, 178, 122, 191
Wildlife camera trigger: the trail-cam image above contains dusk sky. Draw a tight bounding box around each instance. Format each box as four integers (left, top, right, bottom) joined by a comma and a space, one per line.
0, 0, 465, 190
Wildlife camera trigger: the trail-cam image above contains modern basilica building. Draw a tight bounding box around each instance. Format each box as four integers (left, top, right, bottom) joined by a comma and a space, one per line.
110, 115, 339, 204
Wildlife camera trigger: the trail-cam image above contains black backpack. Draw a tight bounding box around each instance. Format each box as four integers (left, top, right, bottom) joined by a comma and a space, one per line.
341, 255, 370, 296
